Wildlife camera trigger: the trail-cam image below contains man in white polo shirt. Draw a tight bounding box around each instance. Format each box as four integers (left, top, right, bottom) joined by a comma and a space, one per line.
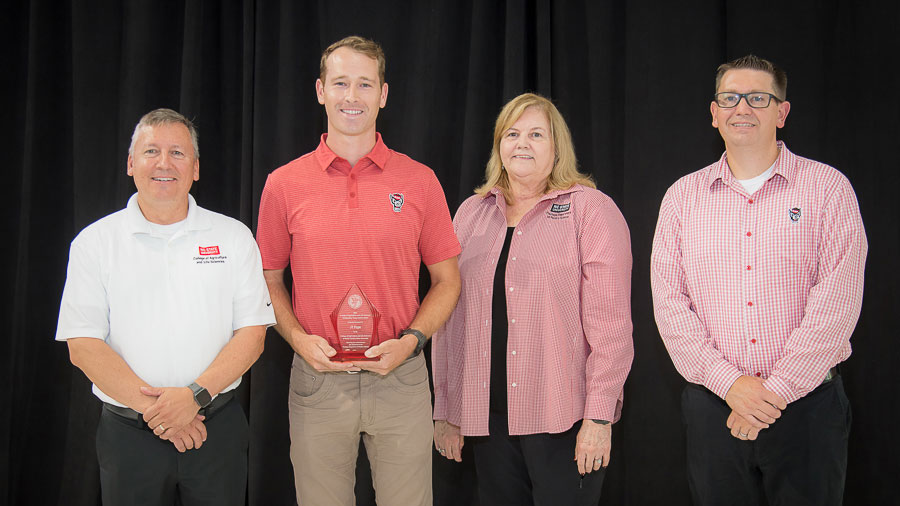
56, 108, 275, 506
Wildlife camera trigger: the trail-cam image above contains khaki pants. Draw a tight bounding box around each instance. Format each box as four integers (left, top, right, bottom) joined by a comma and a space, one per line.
289, 352, 433, 506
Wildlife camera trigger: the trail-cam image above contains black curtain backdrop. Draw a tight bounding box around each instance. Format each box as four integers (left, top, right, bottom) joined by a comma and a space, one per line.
4, 1, 898, 504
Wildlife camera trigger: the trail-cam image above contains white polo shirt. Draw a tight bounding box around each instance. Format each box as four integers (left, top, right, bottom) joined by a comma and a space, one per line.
56, 193, 276, 406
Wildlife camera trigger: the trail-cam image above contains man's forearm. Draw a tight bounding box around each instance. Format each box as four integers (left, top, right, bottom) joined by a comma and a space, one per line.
408, 258, 461, 337
67, 337, 157, 412
263, 268, 308, 351
193, 325, 266, 396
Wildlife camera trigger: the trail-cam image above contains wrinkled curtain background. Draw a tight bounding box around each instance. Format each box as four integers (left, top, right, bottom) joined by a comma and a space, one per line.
4, 1, 897, 504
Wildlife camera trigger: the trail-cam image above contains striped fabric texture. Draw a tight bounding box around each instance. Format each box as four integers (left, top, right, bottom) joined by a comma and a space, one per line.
433, 185, 633, 436
651, 143, 867, 403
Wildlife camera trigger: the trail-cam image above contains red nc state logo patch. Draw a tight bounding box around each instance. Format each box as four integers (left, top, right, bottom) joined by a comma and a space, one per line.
389, 193, 404, 212
199, 246, 220, 256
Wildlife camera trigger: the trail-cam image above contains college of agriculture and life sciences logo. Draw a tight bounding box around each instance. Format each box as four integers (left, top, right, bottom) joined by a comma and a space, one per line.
389, 192, 404, 212
348, 294, 363, 310
546, 202, 571, 220
789, 207, 802, 222
195, 245, 227, 264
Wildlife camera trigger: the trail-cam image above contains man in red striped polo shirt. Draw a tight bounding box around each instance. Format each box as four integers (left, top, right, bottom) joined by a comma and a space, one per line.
256, 36, 461, 505
651, 55, 867, 505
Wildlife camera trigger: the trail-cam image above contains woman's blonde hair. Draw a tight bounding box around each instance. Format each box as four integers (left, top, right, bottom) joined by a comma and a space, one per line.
475, 93, 594, 202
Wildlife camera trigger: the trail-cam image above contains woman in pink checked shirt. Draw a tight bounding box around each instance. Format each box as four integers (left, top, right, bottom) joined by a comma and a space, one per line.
431, 93, 634, 505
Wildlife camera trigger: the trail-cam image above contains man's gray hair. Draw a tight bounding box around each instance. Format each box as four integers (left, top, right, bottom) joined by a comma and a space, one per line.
128, 108, 199, 159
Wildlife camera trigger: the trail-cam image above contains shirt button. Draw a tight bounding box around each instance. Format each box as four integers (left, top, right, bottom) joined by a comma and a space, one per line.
747, 301, 753, 306
483, 351, 487, 357
748, 199, 754, 204
511, 350, 517, 356
511, 256, 517, 261
510, 319, 516, 324
509, 287, 514, 292
485, 320, 489, 326
516, 231, 522, 235
746, 232, 752, 237
750, 339, 757, 344
349, 192, 356, 197
483, 382, 487, 388
511, 382, 518, 387
755, 372, 762, 377
350, 173, 356, 180
746, 265, 751, 270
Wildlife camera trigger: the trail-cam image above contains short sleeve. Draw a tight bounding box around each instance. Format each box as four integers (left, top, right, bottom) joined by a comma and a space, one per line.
256, 174, 292, 270
231, 224, 277, 331
55, 235, 110, 342
418, 172, 461, 265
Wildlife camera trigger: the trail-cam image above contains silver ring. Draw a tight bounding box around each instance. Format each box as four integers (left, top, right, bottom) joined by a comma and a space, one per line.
439, 449, 446, 454
595, 458, 602, 463
739, 432, 749, 437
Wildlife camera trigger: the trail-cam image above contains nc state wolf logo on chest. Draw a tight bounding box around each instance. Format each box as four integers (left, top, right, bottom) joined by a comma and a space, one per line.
389, 193, 404, 212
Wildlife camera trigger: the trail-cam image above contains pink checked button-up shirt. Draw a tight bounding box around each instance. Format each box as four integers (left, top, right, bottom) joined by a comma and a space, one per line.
651, 143, 867, 404
433, 184, 633, 436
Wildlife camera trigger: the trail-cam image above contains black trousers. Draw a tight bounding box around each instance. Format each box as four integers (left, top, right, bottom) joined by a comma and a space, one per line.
682, 377, 851, 506
470, 412, 605, 506
96, 398, 249, 506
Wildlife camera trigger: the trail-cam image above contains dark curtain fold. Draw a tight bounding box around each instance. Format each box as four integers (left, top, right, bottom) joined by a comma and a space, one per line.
4, 0, 898, 504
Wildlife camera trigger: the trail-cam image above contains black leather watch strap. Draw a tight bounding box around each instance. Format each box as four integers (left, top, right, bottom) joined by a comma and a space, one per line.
399, 328, 428, 357
591, 419, 610, 425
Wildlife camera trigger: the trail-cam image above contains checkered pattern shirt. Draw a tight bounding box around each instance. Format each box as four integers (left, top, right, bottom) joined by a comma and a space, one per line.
433, 185, 633, 436
651, 143, 867, 403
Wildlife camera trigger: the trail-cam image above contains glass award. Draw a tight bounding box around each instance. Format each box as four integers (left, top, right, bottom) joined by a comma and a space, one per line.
329, 283, 380, 361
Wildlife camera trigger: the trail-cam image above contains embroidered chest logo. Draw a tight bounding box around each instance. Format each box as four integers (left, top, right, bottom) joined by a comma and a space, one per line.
789, 207, 801, 223
389, 193, 404, 212
195, 245, 227, 264
546, 202, 572, 220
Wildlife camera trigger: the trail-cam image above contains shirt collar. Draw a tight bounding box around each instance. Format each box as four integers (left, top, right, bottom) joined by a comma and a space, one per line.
488, 183, 583, 207
314, 132, 390, 172
125, 193, 210, 234
708, 141, 796, 189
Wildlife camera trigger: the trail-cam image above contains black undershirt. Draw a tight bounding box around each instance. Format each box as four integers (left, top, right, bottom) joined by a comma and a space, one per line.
489, 227, 515, 415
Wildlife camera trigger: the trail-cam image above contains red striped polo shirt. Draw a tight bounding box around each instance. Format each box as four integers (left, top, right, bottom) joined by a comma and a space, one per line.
256, 134, 460, 344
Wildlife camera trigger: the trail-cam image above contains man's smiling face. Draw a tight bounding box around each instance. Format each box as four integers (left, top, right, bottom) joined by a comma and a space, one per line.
711, 68, 790, 150
127, 122, 199, 218
316, 46, 388, 140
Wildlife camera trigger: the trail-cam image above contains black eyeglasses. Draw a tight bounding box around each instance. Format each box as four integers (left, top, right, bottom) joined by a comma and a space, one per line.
714, 92, 782, 108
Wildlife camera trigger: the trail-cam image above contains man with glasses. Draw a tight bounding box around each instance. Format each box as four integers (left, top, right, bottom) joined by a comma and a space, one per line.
651, 55, 867, 505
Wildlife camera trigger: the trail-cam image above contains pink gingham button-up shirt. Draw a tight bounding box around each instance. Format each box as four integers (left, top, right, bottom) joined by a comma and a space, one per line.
433, 184, 633, 436
651, 143, 867, 404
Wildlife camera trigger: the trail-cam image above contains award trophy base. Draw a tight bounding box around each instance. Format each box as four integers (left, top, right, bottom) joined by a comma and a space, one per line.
331, 350, 378, 362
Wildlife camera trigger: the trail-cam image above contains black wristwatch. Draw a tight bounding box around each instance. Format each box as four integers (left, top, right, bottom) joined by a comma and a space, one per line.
188, 382, 212, 408
399, 328, 428, 357
591, 419, 610, 425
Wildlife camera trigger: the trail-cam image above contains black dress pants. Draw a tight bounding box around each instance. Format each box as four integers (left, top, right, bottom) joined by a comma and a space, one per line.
471, 412, 605, 506
682, 377, 851, 506
96, 398, 248, 506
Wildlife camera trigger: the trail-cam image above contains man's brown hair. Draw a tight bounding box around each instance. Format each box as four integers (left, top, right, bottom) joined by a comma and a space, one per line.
320, 35, 386, 85
715, 55, 787, 101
